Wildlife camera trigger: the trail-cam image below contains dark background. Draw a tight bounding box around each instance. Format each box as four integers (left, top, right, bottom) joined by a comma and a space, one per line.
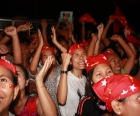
0, 0, 140, 33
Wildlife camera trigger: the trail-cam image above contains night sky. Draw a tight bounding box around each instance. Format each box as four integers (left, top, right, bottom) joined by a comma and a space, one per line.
0, 0, 140, 33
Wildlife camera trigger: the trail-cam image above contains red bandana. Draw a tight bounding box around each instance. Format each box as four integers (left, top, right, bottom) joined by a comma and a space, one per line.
0, 59, 16, 76
85, 54, 110, 72
92, 74, 140, 112
41, 46, 55, 55
68, 44, 85, 55
102, 49, 116, 59
79, 39, 91, 47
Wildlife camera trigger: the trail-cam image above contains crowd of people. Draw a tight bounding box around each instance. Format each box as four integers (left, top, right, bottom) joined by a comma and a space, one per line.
0, 5, 140, 116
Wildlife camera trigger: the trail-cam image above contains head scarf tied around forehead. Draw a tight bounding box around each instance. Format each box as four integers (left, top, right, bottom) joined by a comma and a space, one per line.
92, 74, 140, 112
41, 46, 55, 55
102, 49, 116, 59
85, 54, 110, 73
68, 44, 85, 55
79, 39, 91, 48
0, 59, 16, 76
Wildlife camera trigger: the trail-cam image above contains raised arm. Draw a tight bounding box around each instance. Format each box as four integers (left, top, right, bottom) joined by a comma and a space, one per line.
101, 16, 114, 47
94, 23, 104, 55
87, 33, 98, 56
57, 53, 71, 105
29, 29, 43, 75
4, 26, 22, 64
40, 19, 49, 46
81, 21, 86, 41
36, 56, 57, 116
51, 26, 67, 53
110, 34, 135, 74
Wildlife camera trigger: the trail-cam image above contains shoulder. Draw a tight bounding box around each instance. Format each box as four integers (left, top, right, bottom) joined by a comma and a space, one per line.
77, 96, 92, 115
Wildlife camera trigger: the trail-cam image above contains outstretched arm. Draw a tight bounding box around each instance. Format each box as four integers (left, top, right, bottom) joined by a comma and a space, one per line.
110, 34, 135, 74
4, 26, 22, 64
57, 53, 71, 105
94, 23, 104, 55
87, 33, 98, 56
101, 16, 114, 47
51, 26, 67, 53
40, 19, 49, 46
36, 56, 57, 116
29, 29, 44, 75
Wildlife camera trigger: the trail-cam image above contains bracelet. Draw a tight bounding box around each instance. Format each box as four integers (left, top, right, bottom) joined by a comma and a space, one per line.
61, 70, 67, 74
36, 85, 45, 90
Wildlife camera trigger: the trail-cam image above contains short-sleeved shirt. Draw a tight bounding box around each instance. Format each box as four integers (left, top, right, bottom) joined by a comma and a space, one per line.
57, 71, 87, 116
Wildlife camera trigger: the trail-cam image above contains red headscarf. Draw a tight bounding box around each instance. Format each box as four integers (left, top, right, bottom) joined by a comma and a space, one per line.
41, 46, 55, 55
85, 54, 110, 72
102, 49, 116, 59
0, 59, 16, 76
79, 39, 91, 48
92, 74, 140, 112
68, 44, 85, 55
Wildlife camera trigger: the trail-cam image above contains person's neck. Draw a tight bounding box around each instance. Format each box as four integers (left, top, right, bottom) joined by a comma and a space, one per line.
0, 110, 9, 116
71, 68, 83, 78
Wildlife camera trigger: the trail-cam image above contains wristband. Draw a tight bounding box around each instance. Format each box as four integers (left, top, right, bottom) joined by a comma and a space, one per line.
61, 70, 67, 74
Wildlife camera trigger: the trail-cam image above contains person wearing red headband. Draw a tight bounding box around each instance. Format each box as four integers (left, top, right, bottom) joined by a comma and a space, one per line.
57, 44, 87, 116
93, 74, 140, 116
76, 54, 114, 116
101, 16, 135, 75
29, 29, 61, 115
10, 57, 57, 116
0, 59, 19, 116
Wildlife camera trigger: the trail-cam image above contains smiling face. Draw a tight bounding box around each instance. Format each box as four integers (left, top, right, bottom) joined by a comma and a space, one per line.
91, 64, 114, 83
0, 66, 19, 115
16, 65, 28, 91
71, 49, 87, 70
108, 54, 122, 74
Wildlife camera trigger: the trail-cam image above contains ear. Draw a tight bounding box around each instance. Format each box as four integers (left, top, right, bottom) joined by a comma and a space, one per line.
111, 100, 123, 115
13, 85, 19, 101
69, 60, 72, 65
90, 80, 93, 85
25, 79, 29, 86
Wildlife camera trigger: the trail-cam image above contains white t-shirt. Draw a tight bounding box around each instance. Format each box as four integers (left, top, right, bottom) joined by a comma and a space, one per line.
57, 71, 86, 116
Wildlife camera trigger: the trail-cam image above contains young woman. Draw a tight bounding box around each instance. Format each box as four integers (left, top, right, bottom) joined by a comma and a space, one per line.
93, 74, 140, 116
76, 54, 114, 116
57, 44, 87, 116
0, 59, 19, 116
29, 29, 61, 115
10, 58, 57, 116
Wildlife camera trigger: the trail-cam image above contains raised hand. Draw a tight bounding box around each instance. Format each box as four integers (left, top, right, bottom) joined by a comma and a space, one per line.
61, 53, 71, 66
110, 34, 122, 41
91, 33, 98, 41
17, 22, 33, 32
0, 44, 9, 54
38, 29, 44, 46
40, 19, 48, 29
51, 26, 57, 43
4, 26, 17, 37
97, 23, 104, 36
108, 15, 115, 24
36, 56, 53, 82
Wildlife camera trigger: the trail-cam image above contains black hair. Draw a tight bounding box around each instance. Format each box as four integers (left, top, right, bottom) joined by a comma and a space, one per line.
9, 70, 18, 86
14, 64, 29, 95
15, 64, 29, 80
85, 68, 95, 97
85, 68, 110, 115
